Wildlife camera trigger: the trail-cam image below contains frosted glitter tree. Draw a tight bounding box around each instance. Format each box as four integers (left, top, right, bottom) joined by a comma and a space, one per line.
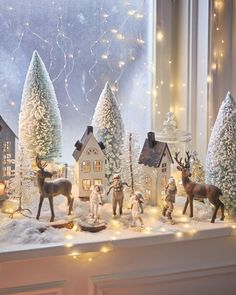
92, 82, 124, 181
19, 51, 62, 161
205, 92, 236, 215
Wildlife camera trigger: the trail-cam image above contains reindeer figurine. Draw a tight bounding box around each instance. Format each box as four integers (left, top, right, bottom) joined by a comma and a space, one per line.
35, 156, 74, 222
174, 152, 225, 223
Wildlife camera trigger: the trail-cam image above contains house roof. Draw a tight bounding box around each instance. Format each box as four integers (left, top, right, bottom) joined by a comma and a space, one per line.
72, 126, 105, 161
139, 132, 174, 168
0, 115, 18, 139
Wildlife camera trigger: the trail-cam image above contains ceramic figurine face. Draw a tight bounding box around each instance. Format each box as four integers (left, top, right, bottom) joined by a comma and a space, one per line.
95, 185, 101, 192
114, 178, 121, 186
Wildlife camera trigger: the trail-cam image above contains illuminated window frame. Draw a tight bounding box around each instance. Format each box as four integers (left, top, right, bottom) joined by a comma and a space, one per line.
144, 175, 152, 187
94, 160, 102, 172
82, 179, 91, 191
1, 140, 12, 177
81, 161, 91, 173
94, 179, 102, 186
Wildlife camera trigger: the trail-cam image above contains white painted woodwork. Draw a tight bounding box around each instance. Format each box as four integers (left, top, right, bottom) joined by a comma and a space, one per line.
1, 227, 236, 295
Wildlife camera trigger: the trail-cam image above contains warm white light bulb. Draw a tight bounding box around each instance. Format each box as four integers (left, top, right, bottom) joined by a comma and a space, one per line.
157, 30, 164, 41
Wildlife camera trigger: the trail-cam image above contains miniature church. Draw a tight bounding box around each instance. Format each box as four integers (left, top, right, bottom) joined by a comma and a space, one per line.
139, 131, 173, 206
72, 126, 106, 199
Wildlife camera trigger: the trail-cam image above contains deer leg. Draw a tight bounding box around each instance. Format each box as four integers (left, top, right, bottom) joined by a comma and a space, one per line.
49, 197, 55, 222
118, 197, 124, 215
211, 204, 219, 223
68, 195, 74, 215
218, 200, 225, 221
189, 198, 193, 218
183, 198, 189, 215
112, 196, 117, 216
36, 195, 44, 220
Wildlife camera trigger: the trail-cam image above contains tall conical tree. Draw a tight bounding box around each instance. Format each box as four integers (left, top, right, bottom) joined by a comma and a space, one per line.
205, 92, 236, 215
92, 82, 124, 181
19, 51, 62, 161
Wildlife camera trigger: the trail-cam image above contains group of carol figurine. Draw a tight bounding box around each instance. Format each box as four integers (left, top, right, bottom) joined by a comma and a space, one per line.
89, 174, 177, 228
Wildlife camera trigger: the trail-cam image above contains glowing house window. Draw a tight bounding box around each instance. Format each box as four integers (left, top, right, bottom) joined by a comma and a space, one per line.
82, 161, 91, 173
94, 179, 102, 186
1, 141, 12, 177
145, 189, 151, 200
94, 160, 102, 172
145, 176, 152, 187
82, 179, 91, 191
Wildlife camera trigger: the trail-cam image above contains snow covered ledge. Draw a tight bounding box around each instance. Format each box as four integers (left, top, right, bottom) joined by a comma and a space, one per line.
1, 197, 236, 294
0, 223, 236, 294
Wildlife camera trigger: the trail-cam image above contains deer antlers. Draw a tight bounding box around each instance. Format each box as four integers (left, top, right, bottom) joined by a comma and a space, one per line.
36, 155, 47, 170
174, 151, 191, 168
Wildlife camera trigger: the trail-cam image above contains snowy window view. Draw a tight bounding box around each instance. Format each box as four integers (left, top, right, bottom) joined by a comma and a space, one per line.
0, 0, 153, 164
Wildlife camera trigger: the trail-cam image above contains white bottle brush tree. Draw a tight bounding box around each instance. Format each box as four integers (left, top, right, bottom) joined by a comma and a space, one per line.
19, 50, 62, 161
205, 92, 236, 216
92, 82, 124, 181
7, 145, 35, 218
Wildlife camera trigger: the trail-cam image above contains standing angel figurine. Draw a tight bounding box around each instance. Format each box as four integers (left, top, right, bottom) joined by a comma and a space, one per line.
162, 177, 177, 222
89, 185, 104, 223
130, 192, 144, 229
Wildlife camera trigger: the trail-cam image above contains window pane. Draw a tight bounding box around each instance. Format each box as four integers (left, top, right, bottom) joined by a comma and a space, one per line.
94, 160, 102, 172
0, 0, 153, 163
82, 161, 91, 172
145, 176, 151, 187
1, 141, 12, 177
94, 179, 102, 186
145, 189, 151, 199
82, 179, 91, 190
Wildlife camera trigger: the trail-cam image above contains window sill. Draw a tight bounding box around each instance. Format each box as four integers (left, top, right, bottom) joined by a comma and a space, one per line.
0, 223, 235, 263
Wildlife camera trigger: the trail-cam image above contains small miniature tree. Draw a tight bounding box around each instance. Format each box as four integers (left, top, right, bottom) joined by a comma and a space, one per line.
19, 50, 62, 161
205, 92, 236, 215
7, 145, 35, 218
190, 151, 205, 184
92, 82, 124, 181
120, 132, 143, 193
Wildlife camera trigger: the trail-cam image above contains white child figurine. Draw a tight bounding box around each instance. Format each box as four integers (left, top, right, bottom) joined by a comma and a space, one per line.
162, 177, 177, 223
130, 192, 144, 229
89, 185, 104, 222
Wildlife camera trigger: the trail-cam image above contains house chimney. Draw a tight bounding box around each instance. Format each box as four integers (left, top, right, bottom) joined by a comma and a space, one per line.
147, 132, 155, 148
87, 126, 93, 134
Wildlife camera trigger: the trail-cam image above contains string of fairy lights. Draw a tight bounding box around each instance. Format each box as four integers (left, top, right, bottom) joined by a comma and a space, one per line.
152, 0, 226, 141
2, 0, 153, 122
209, 0, 225, 131
64, 216, 236, 263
